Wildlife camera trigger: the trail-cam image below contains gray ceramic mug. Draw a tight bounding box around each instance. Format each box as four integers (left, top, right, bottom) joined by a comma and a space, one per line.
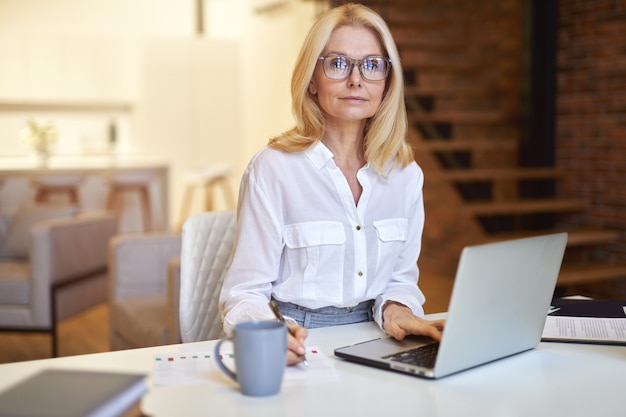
214, 320, 287, 396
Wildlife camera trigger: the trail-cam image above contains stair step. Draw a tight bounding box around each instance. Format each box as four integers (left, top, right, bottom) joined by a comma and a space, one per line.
483, 228, 621, 247
404, 84, 487, 97
558, 263, 626, 286
566, 229, 622, 246
395, 37, 464, 51
409, 111, 504, 124
391, 26, 467, 51
384, 7, 463, 25
410, 137, 518, 152
460, 198, 589, 216
400, 51, 479, 71
426, 167, 565, 183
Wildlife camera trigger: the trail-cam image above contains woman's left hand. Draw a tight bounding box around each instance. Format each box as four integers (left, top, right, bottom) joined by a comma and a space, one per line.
382, 301, 445, 341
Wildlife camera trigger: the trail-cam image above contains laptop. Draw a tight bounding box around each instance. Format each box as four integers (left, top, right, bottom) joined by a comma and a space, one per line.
335, 232, 568, 379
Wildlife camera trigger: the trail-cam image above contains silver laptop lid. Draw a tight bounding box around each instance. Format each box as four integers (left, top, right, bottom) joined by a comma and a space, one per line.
433, 232, 568, 377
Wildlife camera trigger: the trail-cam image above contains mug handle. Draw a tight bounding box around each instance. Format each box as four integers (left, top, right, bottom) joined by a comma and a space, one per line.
214, 339, 237, 382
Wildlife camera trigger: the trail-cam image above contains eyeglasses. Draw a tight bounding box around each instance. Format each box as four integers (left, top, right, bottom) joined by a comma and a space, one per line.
318, 54, 391, 81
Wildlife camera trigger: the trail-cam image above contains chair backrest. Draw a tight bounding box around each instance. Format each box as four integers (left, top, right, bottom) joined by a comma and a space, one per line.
179, 210, 236, 342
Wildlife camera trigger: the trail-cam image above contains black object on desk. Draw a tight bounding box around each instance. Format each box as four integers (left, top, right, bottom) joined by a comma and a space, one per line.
549, 298, 626, 318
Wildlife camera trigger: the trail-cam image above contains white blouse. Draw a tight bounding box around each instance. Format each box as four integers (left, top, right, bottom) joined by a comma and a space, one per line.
219, 141, 426, 336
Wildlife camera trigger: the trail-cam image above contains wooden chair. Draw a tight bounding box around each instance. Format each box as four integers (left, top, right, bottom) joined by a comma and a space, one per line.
106, 173, 153, 232
177, 164, 235, 231
32, 175, 83, 207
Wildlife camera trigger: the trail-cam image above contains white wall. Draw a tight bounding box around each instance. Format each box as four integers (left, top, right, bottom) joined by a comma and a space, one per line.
208, 0, 320, 176
0, 0, 195, 36
0, 0, 319, 226
133, 36, 240, 223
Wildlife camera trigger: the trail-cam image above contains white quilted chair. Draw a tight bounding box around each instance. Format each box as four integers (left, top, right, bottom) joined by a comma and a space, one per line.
179, 210, 236, 342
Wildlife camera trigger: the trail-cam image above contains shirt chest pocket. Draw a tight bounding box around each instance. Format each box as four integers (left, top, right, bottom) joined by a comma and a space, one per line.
373, 218, 408, 272
283, 221, 346, 301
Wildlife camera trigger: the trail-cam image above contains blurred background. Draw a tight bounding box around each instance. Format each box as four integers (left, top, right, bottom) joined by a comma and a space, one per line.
1, 0, 625, 362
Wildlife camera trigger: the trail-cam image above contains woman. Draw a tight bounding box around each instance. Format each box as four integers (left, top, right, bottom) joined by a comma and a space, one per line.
219, 3, 444, 366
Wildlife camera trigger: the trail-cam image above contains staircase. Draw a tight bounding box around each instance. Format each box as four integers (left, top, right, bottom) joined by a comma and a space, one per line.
349, 0, 626, 289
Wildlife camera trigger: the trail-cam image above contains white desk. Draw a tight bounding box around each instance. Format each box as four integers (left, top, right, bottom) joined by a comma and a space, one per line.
0, 317, 624, 417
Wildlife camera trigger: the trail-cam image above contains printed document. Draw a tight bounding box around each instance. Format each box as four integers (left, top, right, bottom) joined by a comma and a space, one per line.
542, 316, 626, 345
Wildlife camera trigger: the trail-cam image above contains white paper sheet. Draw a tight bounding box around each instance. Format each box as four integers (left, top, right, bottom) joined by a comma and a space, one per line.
542, 316, 626, 344
152, 346, 338, 387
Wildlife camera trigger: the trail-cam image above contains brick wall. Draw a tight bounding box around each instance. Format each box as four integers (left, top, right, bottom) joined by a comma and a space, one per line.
358, 0, 626, 287
556, 0, 626, 262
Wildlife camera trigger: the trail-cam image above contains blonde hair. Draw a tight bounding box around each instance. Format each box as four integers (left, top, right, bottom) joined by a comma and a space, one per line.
268, 3, 412, 176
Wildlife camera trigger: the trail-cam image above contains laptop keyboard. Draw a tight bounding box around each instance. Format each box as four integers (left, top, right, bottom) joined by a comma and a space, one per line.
384, 342, 440, 368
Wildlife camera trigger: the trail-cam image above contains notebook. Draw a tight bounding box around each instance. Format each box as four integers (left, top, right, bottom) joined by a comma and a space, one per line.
0, 369, 147, 417
335, 233, 568, 379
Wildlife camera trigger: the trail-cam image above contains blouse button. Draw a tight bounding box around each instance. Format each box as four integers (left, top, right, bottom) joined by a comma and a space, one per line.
357, 271, 364, 277
356, 225, 361, 231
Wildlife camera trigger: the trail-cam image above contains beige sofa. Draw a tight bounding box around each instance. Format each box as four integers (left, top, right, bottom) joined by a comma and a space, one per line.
0, 207, 117, 356
108, 210, 235, 350
108, 232, 182, 350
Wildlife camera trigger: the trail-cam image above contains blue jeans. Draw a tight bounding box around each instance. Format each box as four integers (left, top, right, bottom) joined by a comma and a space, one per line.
271, 299, 374, 329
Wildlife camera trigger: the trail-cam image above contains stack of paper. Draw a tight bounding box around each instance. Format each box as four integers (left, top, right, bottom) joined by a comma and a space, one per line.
542, 298, 626, 345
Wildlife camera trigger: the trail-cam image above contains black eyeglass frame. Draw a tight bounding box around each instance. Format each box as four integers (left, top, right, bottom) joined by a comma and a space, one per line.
318, 54, 392, 81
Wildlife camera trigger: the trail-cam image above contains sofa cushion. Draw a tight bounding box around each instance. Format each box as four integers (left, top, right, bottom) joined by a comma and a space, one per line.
0, 260, 30, 304
0, 211, 11, 243
110, 296, 169, 348
0, 203, 76, 259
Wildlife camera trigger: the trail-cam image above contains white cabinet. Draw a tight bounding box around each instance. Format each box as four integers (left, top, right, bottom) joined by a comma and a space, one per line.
0, 33, 25, 100
24, 34, 63, 99
0, 32, 136, 102
61, 35, 136, 101
134, 38, 241, 223
62, 36, 101, 100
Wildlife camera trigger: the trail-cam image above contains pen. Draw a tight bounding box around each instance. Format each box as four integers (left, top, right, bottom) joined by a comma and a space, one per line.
269, 300, 309, 366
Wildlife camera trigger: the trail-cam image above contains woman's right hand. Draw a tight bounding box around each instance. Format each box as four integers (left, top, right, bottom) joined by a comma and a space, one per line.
286, 324, 309, 366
